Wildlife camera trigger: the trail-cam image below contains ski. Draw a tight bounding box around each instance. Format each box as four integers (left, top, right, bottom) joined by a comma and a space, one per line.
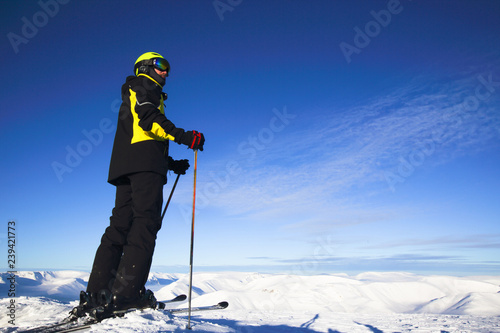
156, 293, 187, 309
166, 301, 229, 314
112, 299, 228, 316
53, 300, 229, 332
17, 316, 97, 333
18, 294, 187, 333
108, 293, 188, 316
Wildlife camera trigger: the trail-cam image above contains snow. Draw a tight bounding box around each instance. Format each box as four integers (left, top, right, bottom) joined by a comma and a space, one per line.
1, 271, 500, 332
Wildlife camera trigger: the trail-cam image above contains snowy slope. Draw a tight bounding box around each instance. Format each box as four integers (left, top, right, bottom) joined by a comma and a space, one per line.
1, 271, 499, 332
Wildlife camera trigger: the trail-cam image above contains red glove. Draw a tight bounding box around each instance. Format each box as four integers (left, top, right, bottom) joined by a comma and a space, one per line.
182, 130, 205, 151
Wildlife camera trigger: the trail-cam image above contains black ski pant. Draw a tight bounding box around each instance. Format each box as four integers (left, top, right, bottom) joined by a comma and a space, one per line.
87, 172, 165, 299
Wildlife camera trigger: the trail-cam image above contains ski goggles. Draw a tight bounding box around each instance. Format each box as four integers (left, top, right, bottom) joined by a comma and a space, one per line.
143, 58, 170, 75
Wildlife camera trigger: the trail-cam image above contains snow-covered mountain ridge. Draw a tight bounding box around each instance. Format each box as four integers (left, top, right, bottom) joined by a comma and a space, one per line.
1, 271, 500, 332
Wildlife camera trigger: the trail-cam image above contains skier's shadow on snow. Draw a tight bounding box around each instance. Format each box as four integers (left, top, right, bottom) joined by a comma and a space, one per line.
170, 318, 325, 332
354, 321, 384, 333
172, 315, 385, 333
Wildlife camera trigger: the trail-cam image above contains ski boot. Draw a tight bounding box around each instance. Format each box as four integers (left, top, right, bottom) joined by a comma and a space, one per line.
89, 289, 157, 321
69, 290, 112, 320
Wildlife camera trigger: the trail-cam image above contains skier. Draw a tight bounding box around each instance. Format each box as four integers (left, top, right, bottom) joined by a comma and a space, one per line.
72, 52, 205, 318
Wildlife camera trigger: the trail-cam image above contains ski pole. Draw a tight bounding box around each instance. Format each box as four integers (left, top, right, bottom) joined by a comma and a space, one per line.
161, 173, 181, 221
187, 149, 198, 330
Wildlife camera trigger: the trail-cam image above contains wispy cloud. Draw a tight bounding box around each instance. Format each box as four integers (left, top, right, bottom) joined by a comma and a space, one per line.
270, 252, 500, 275
362, 234, 500, 250
186, 71, 500, 238
275, 253, 462, 265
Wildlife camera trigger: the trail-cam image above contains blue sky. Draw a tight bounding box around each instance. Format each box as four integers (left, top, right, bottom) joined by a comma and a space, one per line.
1, 0, 499, 276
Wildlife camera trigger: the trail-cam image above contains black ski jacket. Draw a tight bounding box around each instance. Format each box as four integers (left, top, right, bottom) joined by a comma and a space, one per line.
108, 74, 186, 185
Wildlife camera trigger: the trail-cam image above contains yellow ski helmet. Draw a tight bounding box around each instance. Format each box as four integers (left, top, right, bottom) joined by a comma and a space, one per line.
134, 52, 170, 76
